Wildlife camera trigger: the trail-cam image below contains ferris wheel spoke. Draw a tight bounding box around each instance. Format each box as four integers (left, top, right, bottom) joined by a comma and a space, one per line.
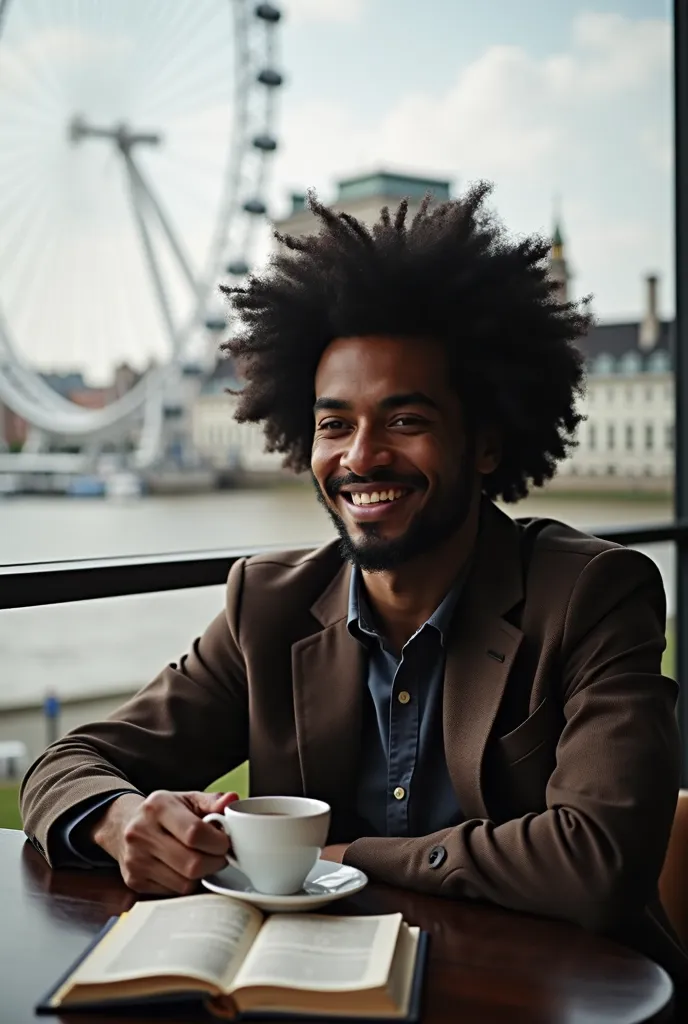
145, 63, 235, 122
143, 72, 234, 125
8, 0, 73, 111
143, 29, 232, 115
0, 169, 51, 274
139, 1, 225, 100
4, 200, 60, 354
0, 69, 64, 126
14, 232, 63, 368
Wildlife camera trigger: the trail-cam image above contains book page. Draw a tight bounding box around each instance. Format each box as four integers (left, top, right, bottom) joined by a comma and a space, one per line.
67, 895, 263, 992
234, 913, 402, 993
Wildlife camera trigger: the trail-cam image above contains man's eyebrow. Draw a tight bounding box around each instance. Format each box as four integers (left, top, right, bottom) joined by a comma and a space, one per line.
313, 397, 351, 413
380, 391, 439, 411
313, 392, 439, 414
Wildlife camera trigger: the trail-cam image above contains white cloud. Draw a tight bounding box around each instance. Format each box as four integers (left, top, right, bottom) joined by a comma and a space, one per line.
571, 11, 670, 91
275, 11, 670, 198
286, 0, 366, 24
270, 11, 672, 320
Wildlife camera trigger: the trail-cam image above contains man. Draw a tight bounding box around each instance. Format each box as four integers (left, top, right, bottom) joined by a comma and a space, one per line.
20, 183, 687, 980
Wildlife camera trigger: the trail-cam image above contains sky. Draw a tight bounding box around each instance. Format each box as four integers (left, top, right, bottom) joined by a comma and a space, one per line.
0, 0, 675, 382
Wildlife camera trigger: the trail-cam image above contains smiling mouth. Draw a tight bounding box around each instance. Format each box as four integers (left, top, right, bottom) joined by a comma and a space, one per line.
341, 488, 412, 506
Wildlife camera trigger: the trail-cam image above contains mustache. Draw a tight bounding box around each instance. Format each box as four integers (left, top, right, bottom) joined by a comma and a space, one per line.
325, 471, 427, 501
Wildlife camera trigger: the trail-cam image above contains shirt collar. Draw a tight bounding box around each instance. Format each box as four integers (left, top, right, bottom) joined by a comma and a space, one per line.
346, 562, 467, 649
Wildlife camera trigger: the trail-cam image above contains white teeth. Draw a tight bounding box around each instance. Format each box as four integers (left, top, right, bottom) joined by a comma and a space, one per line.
349, 489, 407, 506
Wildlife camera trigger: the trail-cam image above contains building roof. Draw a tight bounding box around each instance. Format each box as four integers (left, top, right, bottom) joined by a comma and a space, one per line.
336, 170, 451, 204
577, 319, 673, 359
39, 371, 86, 396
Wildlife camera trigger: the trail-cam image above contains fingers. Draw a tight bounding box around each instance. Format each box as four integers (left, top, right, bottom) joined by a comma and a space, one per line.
116, 790, 241, 894
210, 791, 240, 812
129, 857, 202, 896
187, 791, 240, 816
151, 795, 231, 858
148, 828, 228, 882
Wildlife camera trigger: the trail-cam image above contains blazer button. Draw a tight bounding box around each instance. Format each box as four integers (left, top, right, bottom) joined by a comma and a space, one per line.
428, 845, 447, 869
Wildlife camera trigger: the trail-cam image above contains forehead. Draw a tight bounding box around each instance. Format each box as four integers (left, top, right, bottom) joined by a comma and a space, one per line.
314, 335, 450, 399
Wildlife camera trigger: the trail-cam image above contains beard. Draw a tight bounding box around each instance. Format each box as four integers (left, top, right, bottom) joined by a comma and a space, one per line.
312, 449, 475, 573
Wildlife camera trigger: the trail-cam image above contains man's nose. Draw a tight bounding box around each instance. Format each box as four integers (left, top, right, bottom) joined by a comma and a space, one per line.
341, 427, 393, 476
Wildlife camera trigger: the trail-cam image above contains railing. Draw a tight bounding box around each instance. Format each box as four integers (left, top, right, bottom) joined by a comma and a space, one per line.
1, 521, 687, 787
0, 521, 685, 610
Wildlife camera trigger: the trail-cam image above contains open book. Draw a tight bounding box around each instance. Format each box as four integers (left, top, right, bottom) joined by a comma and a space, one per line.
37, 894, 426, 1020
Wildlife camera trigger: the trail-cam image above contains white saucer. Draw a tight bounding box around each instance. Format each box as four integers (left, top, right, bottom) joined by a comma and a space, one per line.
202, 858, 368, 912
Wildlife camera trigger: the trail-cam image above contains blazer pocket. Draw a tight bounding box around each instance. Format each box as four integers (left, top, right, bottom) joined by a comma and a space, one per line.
497, 696, 560, 765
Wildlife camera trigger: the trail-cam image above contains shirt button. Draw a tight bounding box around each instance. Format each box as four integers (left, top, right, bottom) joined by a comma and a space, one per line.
393, 786, 406, 801
397, 690, 411, 704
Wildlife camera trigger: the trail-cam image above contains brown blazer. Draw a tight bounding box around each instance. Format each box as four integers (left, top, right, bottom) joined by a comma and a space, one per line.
20, 501, 688, 982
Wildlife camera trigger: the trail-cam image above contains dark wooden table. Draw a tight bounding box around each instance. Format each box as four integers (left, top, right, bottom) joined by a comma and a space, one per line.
0, 827, 675, 1023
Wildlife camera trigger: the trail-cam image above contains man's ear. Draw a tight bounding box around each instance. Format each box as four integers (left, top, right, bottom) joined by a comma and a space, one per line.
475, 425, 502, 476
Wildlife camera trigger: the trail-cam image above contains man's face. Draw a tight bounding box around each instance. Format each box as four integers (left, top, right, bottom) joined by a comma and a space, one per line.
311, 335, 493, 572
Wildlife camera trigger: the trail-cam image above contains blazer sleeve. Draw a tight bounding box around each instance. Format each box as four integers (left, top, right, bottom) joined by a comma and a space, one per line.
20, 558, 250, 867
343, 547, 681, 934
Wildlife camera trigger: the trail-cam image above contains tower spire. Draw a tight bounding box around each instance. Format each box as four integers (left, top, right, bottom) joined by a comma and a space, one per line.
549, 195, 569, 303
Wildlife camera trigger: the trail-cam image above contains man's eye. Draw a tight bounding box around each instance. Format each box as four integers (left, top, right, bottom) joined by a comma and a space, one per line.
320, 419, 346, 431
391, 416, 423, 427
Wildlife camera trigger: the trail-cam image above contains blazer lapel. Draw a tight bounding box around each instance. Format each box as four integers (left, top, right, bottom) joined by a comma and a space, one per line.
443, 503, 525, 818
292, 562, 366, 808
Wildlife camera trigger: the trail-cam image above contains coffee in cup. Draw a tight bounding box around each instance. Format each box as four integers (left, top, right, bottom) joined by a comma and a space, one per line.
203, 796, 331, 895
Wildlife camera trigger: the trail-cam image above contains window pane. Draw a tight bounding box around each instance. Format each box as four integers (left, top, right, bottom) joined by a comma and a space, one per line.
0, 1, 675, 564
0, 4, 678, 797
607, 424, 616, 451
625, 424, 634, 451
0, 588, 251, 816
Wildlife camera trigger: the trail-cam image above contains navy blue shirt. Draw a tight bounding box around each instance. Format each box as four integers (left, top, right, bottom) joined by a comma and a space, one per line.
348, 567, 464, 838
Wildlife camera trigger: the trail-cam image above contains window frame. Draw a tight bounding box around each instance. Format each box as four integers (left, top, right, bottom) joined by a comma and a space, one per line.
1, 0, 687, 783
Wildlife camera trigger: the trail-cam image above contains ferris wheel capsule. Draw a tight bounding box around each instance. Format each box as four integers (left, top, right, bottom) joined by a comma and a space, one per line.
226, 260, 251, 276
255, 3, 281, 23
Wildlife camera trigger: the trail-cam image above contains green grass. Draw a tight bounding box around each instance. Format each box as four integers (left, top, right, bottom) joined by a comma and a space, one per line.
0, 784, 21, 830
0, 762, 250, 832
664, 620, 676, 679
206, 761, 249, 799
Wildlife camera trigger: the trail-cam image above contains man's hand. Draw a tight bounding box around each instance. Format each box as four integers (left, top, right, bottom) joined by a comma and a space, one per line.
321, 843, 349, 864
91, 790, 239, 895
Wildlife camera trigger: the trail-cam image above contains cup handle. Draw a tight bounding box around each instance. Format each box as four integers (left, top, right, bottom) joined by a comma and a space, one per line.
202, 812, 228, 829
202, 812, 240, 869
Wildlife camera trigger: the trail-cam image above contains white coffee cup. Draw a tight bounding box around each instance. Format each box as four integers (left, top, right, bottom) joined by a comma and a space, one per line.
203, 795, 331, 896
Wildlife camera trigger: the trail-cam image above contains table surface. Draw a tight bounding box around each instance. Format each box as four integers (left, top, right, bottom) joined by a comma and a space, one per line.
0, 827, 675, 1024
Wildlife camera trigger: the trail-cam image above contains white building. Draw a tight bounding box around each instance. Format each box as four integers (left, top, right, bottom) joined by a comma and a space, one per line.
552, 225, 674, 485
196, 170, 673, 488
191, 358, 284, 474
275, 169, 452, 236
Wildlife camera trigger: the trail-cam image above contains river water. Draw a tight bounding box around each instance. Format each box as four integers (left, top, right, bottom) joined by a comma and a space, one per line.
0, 486, 674, 710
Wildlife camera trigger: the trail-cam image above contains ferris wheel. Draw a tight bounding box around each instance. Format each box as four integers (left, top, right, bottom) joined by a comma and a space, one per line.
0, 0, 282, 450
